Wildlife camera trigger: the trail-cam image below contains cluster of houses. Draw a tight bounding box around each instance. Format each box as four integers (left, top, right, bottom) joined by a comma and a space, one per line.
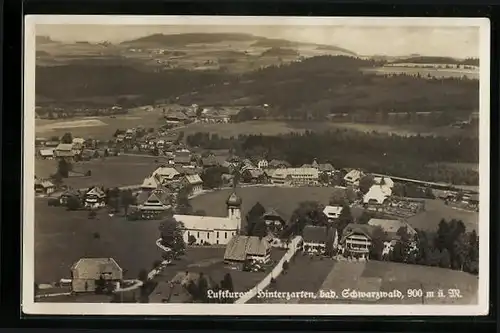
36, 137, 119, 162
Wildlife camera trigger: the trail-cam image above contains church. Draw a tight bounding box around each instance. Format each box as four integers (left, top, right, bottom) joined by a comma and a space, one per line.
174, 191, 243, 246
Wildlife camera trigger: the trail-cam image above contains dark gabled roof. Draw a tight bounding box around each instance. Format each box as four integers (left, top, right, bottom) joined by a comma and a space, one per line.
340, 223, 376, 243
224, 235, 271, 261
302, 225, 328, 243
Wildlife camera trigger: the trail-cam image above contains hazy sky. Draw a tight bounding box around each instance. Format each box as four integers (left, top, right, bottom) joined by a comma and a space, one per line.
36, 24, 480, 58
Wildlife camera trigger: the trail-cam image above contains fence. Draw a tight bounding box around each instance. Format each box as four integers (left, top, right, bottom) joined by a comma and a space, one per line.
235, 236, 302, 304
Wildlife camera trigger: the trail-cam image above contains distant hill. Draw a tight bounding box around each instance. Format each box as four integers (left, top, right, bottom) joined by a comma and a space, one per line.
121, 33, 257, 47
121, 32, 356, 56
261, 47, 300, 57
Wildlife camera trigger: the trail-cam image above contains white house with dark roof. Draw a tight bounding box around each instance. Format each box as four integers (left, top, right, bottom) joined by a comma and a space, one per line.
84, 187, 106, 209
257, 159, 269, 169
224, 235, 271, 265
182, 174, 204, 196
175, 192, 242, 246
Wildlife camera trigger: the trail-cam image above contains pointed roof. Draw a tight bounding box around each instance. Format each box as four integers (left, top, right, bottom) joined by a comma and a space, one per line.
226, 191, 242, 206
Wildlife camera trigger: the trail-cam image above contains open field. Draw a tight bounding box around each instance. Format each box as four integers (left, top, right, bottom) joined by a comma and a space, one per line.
191, 187, 479, 232
252, 259, 477, 305
35, 108, 164, 140
175, 120, 476, 139
408, 199, 479, 232
35, 155, 159, 188
34, 200, 166, 283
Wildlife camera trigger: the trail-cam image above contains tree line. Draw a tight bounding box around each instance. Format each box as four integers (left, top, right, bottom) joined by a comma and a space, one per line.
186, 130, 479, 185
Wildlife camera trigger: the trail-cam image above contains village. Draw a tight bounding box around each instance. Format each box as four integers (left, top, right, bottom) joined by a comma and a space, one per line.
33, 103, 480, 304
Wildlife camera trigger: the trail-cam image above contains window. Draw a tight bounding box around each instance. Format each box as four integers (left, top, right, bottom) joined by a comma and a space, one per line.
207, 232, 210, 239
217, 232, 219, 238
225, 232, 227, 239
187, 231, 190, 237
197, 232, 200, 238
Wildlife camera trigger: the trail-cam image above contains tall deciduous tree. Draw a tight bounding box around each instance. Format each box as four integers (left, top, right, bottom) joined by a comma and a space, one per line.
61, 132, 73, 144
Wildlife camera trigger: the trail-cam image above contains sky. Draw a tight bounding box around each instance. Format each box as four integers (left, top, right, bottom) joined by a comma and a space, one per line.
36, 23, 480, 58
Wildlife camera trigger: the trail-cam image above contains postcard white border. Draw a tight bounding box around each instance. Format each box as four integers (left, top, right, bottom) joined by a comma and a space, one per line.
22, 15, 491, 316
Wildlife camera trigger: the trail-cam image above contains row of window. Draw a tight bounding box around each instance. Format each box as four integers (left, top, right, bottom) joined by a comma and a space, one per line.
187, 230, 232, 239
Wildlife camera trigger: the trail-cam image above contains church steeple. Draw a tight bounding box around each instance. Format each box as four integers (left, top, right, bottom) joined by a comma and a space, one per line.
226, 191, 242, 232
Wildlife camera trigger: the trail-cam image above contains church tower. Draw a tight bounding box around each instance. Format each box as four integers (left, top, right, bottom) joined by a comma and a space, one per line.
226, 191, 242, 232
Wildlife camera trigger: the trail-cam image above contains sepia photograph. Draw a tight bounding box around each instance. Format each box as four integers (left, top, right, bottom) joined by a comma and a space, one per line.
22, 15, 490, 316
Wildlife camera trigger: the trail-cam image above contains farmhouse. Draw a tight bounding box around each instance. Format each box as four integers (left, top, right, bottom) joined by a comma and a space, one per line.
165, 111, 188, 124
174, 154, 192, 167
201, 155, 219, 168
72, 137, 85, 151
270, 168, 319, 186
224, 235, 271, 266
241, 168, 267, 184
38, 148, 55, 159
84, 187, 106, 209
140, 175, 162, 192
70, 258, 123, 293
152, 166, 181, 184
322, 205, 343, 223
302, 225, 338, 255
175, 192, 242, 245
54, 143, 75, 161
363, 184, 392, 205
344, 169, 364, 186
257, 159, 269, 169
340, 223, 373, 261
182, 174, 204, 196
136, 188, 172, 218
269, 159, 291, 169
59, 189, 81, 205
262, 208, 287, 235
34, 179, 55, 195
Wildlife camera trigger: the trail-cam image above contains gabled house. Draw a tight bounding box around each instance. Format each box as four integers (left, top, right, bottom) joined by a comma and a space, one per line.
344, 169, 364, 186
182, 174, 204, 196
224, 235, 271, 267
241, 168, 267, 184
174, 154, 192, 167
54, 143, 75, 161
59, 189, 81, 205
262, 208, 287, 228
322, 205, 343, 223
84, 187, 106, 209
363, 184, 392, 205
45, 140, 60, 148
269, 159, 291, 169
302, 225, 338, 255
340, 223, 373, 261
137, 188, 172, 219
34, 179, 56, 195
140, 175, 162, 192
70, 258, 123, 293
152, 166, 181, 184
201, 155, 219, 168
257, 159, 269, 169
318, 163, 335, 175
